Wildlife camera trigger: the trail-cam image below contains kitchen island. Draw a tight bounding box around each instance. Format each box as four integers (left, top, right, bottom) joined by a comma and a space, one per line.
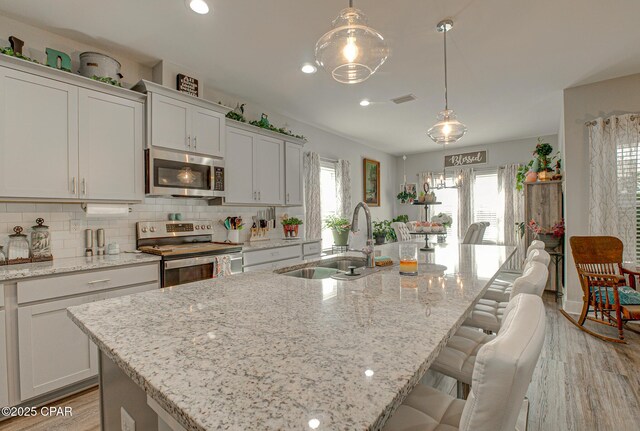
67, 242, 515, 431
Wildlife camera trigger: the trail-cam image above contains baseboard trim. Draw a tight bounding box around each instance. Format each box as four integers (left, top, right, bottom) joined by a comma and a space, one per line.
562, 299, 583, 315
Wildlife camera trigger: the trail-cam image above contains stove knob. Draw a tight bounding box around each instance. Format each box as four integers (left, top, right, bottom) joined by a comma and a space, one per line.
206, 225, 212, 230
141, 227, 148, 233
195, 225, 200, 230
149, 227, 156, 233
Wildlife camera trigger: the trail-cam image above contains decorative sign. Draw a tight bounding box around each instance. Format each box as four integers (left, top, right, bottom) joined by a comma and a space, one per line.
177, 73, 199, 97
9, 36, 24, 55
444, 150, 487, 168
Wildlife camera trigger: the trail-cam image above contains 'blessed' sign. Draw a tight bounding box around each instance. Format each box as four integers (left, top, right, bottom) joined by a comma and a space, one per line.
444, 150, 487, 168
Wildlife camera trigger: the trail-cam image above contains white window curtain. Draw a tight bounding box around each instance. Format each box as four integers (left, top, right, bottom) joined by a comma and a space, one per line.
335, 159, 352, 217
456, 168, 473, 240
588, 114, 640, 262
304, 152, 322, 240
498, 164, 525, 269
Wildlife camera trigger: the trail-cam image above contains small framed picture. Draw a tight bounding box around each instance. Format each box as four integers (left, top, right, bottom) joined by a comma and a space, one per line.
363, 158, 381, 206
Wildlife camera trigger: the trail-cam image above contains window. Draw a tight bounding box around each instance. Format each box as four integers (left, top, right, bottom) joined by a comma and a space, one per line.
472, 170, 499, 243
617, 146, 640, 260
435, 187, 458, 240
320, 161, 338, 250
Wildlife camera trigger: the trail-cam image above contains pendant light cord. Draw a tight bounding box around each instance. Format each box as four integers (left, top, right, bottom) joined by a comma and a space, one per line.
443, 25, 448, 110
349, 0, 353, 7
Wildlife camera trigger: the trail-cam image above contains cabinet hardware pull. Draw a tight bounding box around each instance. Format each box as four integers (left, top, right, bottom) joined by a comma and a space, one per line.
188, 135, 191, 148
72, 177, 77, 194
253, 191, 257, 200
88, 278, 111, 285
194, 136, 197, 149
258, 191, 261, 200
82, 178, 87, 195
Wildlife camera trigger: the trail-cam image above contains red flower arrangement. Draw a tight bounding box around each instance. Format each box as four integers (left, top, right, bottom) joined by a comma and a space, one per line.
527, 219, 565, 238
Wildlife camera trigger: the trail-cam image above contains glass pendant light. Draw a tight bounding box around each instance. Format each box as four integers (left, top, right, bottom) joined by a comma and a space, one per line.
427, 20, 467, 144
315, 0, 389, 84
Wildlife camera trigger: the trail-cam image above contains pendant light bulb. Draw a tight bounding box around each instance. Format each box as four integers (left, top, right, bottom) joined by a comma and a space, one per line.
428, 20, 467, 145
315, 0, 389, 84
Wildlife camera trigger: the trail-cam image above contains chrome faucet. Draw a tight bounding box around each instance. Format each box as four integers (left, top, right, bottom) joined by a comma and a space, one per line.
350, 202, 375, 268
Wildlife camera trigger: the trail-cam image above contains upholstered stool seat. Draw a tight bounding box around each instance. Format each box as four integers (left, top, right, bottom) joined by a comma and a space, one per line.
465, 261, 548, 333
482, 283, 512, 302
483, 249, 551, 303
383, 384, 465, 431
430, 326, 495, 385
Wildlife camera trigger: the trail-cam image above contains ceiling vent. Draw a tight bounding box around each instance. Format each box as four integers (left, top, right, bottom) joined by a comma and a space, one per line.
391, 94, 417, 104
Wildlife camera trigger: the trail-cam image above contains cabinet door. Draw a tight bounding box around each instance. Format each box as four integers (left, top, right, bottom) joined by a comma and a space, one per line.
255, 136, 285, 205
0, 309, 8, 408
0, 67, 78, 199
225, 127, 257, 204
191, 106, 225, 157
150, 93, 191, 152
18, 295, 99, 401
79, 89, 143, 201
284, 142, 303, 206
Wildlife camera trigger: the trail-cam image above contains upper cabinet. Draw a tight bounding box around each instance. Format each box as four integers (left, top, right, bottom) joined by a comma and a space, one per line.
224, 123, 304, 206
0, 57, 145, 202
284, 141, 303, 206
135, 81, 226, 158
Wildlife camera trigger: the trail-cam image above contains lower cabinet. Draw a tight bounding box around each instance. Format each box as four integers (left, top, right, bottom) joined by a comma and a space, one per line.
242, 241, 322, 272
15, 264, 159, 402
18, 294, 100, 401
0, 309, 8, 408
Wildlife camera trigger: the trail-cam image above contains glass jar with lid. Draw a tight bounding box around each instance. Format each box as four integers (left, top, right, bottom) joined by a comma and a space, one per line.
31, 218, 52, 261
7, 226, 30, 261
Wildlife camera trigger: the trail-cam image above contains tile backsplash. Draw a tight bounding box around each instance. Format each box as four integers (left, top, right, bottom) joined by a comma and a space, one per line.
0, 199, 304, 259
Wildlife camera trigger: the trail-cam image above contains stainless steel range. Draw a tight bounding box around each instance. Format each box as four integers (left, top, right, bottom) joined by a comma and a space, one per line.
136, 220, 242, 287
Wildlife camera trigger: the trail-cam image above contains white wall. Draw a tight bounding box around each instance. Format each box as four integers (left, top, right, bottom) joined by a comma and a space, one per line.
393, 135, 558, 220
563, 72, 640, 312
0, 13, 397, 257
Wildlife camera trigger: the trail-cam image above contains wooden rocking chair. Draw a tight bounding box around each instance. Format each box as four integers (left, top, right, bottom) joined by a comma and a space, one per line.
561, 236, 640, 343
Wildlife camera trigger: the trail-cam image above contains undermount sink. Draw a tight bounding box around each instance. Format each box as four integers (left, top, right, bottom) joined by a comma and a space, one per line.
280, 257, 373, 280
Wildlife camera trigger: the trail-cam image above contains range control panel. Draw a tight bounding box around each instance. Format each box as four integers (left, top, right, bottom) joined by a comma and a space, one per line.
136, 221, 214, 239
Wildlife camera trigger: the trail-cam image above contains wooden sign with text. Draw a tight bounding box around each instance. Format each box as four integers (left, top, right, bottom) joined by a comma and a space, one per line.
444, 150, 487, 168
177, 73, 199, 97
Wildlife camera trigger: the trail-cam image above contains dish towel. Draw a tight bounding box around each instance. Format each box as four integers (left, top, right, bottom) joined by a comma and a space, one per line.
215, 255, 232, 278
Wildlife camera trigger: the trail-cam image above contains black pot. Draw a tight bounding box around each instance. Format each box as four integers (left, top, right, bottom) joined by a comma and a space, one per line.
374, 234, 386, 245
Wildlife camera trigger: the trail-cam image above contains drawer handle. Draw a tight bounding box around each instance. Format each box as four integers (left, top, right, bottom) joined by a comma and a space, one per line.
88, 278, 111, 285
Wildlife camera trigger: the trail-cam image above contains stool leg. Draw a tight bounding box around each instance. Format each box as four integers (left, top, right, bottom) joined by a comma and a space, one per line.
456, 381, 470, 399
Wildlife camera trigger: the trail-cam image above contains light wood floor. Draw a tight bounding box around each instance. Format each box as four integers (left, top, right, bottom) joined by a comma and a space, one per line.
3, 293, 639, 431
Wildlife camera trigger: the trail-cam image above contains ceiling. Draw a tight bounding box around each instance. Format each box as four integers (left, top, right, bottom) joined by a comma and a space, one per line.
2, 0, 640, 155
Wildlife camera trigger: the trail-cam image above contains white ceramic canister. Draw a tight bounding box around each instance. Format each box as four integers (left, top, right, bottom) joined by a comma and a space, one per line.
78, 52, 123, 83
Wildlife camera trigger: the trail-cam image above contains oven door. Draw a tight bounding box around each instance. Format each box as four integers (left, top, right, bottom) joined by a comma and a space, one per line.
146, 148, 225, 198
162, 256, 217, 287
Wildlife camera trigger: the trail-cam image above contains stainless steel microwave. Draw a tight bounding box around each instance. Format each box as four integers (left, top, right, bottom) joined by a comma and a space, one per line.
145, 148, 225, 198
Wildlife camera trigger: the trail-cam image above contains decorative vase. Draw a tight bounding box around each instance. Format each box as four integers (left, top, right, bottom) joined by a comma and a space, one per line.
537, 233, 561, 249
525, 171, 538, 183
418, 195, 426, 203
332, 229, 349, 246
538, 170, 553, 182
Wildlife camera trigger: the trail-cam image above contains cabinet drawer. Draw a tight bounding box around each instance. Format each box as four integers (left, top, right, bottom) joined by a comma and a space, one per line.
243, 245, 302, 267
18, 263, 159, 304
303, 241, 322, 256
244, 256, 302, 272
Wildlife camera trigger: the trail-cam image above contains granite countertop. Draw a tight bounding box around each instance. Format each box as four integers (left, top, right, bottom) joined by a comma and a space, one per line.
0, 253, 161, 282
68, 244, 515, 431
242, 237, 321, 251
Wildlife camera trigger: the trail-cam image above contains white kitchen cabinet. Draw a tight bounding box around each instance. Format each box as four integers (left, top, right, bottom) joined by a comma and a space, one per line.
150, 92, 191, 152
0, 309, 8, 408
284, 141, 303, 206
191, 105, 225, 157
255, 135, 285, 205
0, 67, 78, 199
141, 82, 226, 157
225, 125, 284, 205
79, 88, 144, 201
225, 127, 257, 204
18, 294, 100, 401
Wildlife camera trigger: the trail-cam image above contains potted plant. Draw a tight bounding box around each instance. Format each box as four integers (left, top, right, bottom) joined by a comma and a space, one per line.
324, 215, 351, 246
418, 191, 426, 203
281, 217, 303, 238
373, 221, 388, 245
527, 219, 565, 249
534, 138, 555, 181
424, 191, 437, 203
397, 190, 416, 204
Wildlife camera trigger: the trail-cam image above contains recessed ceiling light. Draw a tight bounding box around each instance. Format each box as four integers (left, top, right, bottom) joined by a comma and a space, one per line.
359, 99, 371, 107
301, 63, 317, 74
187, 0, 210, 14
